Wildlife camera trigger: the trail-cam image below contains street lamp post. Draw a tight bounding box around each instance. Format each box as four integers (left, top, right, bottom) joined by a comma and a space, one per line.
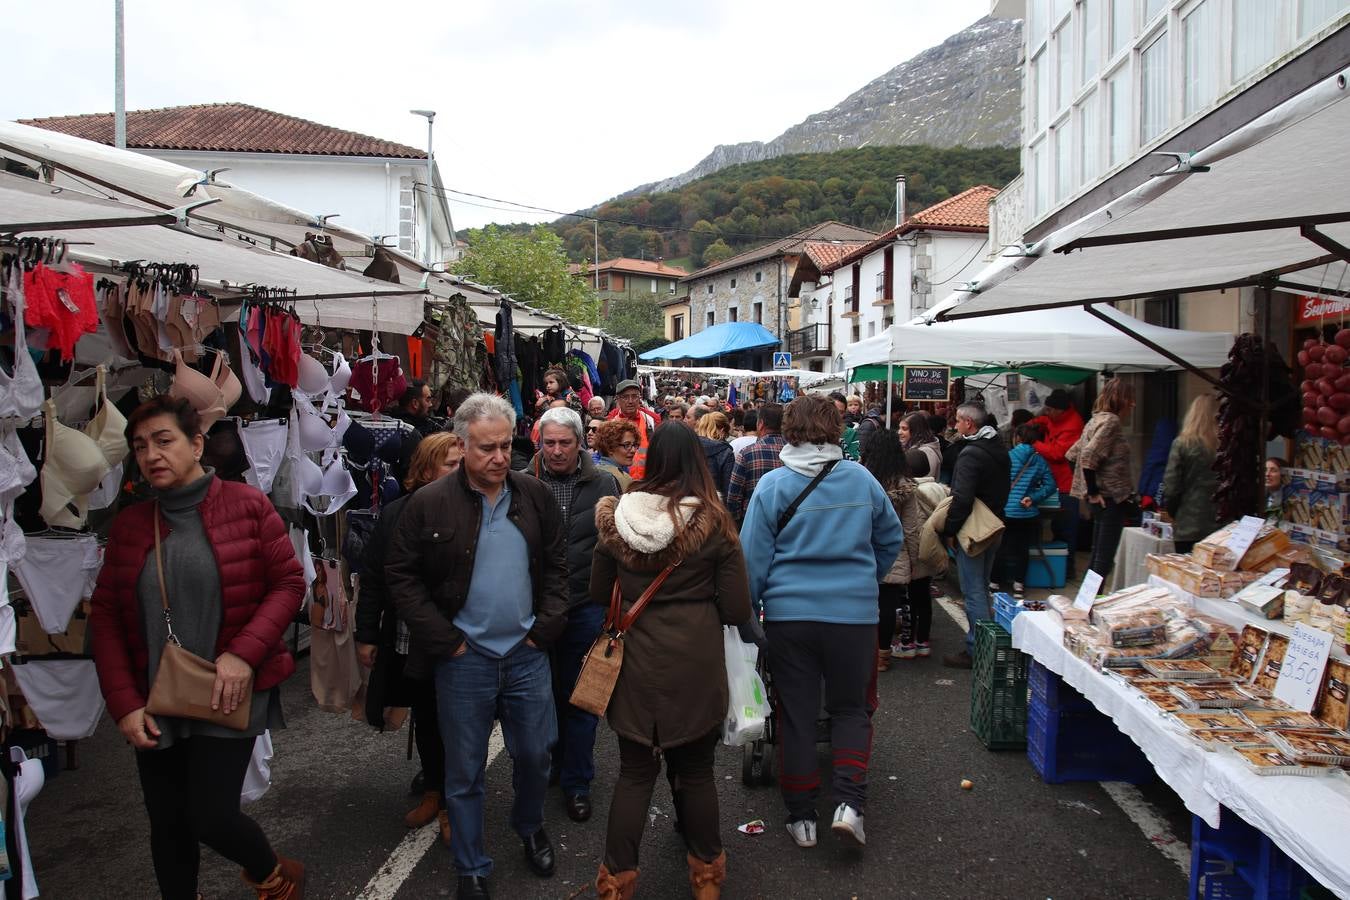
410, 109, 436, 268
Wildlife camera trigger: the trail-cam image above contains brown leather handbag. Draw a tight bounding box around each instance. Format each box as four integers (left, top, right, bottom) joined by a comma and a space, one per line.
144, 506, 253, 730
569, 563, 678, 716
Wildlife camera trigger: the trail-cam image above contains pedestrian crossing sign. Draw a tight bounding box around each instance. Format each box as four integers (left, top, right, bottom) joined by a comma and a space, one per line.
773, 351, 792, 370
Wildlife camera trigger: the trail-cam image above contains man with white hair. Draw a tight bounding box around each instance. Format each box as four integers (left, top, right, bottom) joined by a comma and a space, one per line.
387, 392, 568, 900
529, 407, 620, 824
940, 403, 1011, 670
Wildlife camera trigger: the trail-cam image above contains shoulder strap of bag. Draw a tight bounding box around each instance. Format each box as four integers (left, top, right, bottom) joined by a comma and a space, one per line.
1011, 453, 1037, 489
607, 562, 679, 634
152, 504, 182, 647
777, 459, 840, 533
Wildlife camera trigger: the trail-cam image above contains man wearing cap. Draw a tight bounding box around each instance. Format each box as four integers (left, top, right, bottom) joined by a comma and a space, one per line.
606, 379, 659, 480
1029, 390, 1086, 579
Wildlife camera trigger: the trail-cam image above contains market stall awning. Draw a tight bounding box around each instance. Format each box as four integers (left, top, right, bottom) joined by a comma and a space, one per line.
640, 322, 780, 361
928, 64, 1350, 322
0, 173, 176, 232
0, 120, 424, 273
636, 364, 836, 386
844, 305, 1233, 383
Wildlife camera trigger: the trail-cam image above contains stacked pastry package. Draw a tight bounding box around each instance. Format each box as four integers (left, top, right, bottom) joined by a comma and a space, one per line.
1282, 443, 1350, 554
1277, 565, 1350, 655
1146, 521, 1309, 600
1048, 585, 1220, 670
1115, 619, 1350, 775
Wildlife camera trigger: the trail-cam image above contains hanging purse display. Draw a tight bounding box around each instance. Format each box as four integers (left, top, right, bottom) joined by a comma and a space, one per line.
569, 562, 678, 716
144, 506, 253, 730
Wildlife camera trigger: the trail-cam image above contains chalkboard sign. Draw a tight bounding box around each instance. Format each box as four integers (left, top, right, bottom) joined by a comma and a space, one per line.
902, 366, 950, 401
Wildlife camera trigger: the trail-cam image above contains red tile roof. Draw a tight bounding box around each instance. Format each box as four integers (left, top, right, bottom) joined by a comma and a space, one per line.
801, 240, 868, 270
568, 258, 689, 279
19, 103, 426, 159
823, 185, 998, 273
682, 221, 879, 282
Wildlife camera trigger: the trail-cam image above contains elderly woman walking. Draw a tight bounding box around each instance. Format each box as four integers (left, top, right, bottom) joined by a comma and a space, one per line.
90, 395, 306, 899
739, 395, 903, 852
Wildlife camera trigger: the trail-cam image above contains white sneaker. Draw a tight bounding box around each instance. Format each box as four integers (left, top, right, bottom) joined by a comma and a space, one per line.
785, 818, 817, 848
831, 803, 866, 846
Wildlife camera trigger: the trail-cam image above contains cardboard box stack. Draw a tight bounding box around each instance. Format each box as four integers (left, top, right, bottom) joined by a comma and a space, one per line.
1284, 436, 1350, 555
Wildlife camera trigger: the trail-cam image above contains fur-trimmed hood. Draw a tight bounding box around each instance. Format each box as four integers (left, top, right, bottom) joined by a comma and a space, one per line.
595, 493, 718, 571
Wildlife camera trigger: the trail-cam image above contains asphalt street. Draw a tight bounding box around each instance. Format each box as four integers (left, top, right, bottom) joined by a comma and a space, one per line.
28, 577, 1192, 899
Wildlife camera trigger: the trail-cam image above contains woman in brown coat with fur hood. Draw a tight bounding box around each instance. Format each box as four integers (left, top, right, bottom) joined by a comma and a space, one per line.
589, 423, 752, 900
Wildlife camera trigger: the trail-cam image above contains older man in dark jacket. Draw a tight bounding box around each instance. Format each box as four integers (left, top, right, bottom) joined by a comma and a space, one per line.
941, 403, 1011, 669
387, 393, 568, 900
529, 406, 620, 824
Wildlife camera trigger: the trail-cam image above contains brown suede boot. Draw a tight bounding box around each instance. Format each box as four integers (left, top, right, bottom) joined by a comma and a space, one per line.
243, 855, 306, 900
405, 790, 442, 828
687, 851, 725, 899
595, 863, 639, 899
437, 809, 452, 848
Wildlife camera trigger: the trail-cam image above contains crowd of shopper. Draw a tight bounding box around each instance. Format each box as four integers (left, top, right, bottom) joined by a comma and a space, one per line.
95, 369, 1192, 899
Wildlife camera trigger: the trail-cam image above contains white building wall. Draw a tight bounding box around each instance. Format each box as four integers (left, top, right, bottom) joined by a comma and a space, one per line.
147, 150, 453, 265
913, 233, 986, 319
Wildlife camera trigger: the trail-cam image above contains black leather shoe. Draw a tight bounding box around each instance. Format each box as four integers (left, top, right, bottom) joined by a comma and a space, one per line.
523, 828, 555, 877
456, 875, 490, 899
565, 793, 592, 822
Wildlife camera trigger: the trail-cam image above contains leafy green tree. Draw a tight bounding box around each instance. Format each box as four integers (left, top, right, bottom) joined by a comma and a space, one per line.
702, 239, 735, 265
605, 296, 665, 348
451, 225, 599, 324
690, 220, 720, 267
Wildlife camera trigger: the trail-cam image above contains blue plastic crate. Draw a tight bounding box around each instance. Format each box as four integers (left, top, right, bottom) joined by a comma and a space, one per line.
1028, 660, 1094, 713
1189, 812, 1314, 900
1027, 694, 1155, 784
993, 592, 1023, 633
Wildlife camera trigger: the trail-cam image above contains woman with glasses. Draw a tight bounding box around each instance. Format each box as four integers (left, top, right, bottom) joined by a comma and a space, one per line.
592, 418, 638, 489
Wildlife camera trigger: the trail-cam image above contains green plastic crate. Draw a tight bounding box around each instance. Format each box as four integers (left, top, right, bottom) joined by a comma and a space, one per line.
970, 621, 1029, 749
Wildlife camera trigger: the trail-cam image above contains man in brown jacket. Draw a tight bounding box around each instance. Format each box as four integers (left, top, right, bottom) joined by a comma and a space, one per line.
387, 393, 568, 900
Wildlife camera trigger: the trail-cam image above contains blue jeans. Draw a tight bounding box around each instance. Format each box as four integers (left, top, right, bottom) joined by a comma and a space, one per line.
955, 536, 1002, 654
551, 603, 605, 796
435, 641, 557, 877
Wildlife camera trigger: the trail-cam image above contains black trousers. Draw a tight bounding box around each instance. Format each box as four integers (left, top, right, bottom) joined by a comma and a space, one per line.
877, 583, 905, 650
604, 730, 721, 872
907, 577, 933, 644
409, 678, 446, 794
135, 736, 277, 898
1088, 499, 1131, 580
999, 516, 1041, 587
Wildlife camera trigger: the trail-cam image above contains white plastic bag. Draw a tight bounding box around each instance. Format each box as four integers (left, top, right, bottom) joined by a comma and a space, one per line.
722, 626, 770, 747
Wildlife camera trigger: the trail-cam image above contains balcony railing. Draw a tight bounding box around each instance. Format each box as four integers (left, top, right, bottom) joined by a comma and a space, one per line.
788, 323, 829, 357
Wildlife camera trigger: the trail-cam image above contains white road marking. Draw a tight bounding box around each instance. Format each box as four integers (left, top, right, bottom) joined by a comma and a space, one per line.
357, 725, 506, 900
935, 595, 1192, 876
1099, 782, 1191, 874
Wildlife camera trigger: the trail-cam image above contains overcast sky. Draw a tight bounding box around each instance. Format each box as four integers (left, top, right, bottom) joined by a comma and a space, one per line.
3, 0, 992, 230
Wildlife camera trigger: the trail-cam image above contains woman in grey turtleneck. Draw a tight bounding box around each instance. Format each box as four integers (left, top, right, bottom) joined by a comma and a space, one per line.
90, 395, 306, 899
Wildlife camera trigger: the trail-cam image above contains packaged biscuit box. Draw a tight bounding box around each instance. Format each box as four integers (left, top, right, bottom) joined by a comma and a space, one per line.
1252, 634, 1291, 692
1317, 659, 1350, 732
1228, 626, 1269, 682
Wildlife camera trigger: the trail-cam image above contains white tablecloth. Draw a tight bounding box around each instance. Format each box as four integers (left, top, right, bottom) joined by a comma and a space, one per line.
1012, 610, 1350, 898
1107, 526, 1175, 592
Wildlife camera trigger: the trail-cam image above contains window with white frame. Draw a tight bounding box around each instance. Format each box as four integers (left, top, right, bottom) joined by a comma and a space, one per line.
1301, 0, 1348, 36
1054, 27, 1074, 113
1031, 49, 1049, 132
398, 175, 415, 253
1081, 0, 1101, 87
851, 321, 861, 344
1139, 30, 1169, 145
650, 278, 658, 293
1232, 0, 1280, 81
1031, 139, 1049, 217
1110, 0, 1132, 56
1183, 0, 1219, 117
875, 270, 887, 299
1029, 0, 1049, 46
1107, 66, 1131, 166
1144, 0, 1167, 24
1078, 89, 1101, 185
1053, 123, 1073, 204
1053, 0, 1072, 21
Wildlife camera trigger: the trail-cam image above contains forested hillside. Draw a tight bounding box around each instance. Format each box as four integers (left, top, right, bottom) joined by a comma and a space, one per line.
467, 144, 1019, 270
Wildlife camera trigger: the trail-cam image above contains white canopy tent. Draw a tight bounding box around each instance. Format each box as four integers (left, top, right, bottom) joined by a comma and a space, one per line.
637, 364, 836, 386
844, 305, 1234, 373
924, 64, 1350, 323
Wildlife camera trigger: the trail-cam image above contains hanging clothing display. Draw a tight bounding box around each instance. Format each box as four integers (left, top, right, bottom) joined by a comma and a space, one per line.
11, 660, 104, 741
309, 557, 361, 713
38, 399, 111, 530
168, 349, 241, 432
347, 355, 406, 414
8, 746, 43, 900
0, 427, 36, 511
0, 268, 43, 422
22, 262, 98, 362
239, 419, 288, 494
12, 533, 101, 633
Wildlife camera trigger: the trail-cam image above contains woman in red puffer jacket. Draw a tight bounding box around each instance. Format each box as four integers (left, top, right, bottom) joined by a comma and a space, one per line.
90, 395, 307, 900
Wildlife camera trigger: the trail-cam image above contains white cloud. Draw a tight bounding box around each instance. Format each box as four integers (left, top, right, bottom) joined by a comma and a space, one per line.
2, 0, 992, 228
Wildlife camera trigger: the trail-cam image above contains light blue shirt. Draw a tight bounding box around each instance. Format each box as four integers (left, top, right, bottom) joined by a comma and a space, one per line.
454, 483, 535, 658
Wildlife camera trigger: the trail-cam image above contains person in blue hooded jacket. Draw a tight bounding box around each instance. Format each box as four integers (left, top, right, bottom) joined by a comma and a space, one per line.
999, 423, 1059, 599
740, 395, 902, 855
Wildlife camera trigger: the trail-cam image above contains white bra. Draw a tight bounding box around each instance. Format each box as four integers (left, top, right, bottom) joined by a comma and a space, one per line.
296, 448, 356, 517
0, 268, 44, 422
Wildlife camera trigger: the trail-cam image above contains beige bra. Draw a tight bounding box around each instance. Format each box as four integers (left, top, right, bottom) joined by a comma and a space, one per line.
168, 349, 241, 432
40, 366, 128, 529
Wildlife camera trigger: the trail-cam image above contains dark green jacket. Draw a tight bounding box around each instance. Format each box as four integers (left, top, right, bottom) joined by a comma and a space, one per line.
1162, 438, 1218, 542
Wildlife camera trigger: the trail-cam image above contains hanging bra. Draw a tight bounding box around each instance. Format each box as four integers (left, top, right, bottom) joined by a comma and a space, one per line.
87, 365, 129, 471
293, 392, 351, 452
330, 352, 351, 397
296, 353, 331, 397
295, 447, 357, 517
40, 397, 111, 529
0, 425, 37, 509
168, 349, 241, 431
0, 268, 44, 421
236, 325, 269, 405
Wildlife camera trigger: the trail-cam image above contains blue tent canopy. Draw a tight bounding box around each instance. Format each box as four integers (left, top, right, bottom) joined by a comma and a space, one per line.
639, 322, 780, 361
